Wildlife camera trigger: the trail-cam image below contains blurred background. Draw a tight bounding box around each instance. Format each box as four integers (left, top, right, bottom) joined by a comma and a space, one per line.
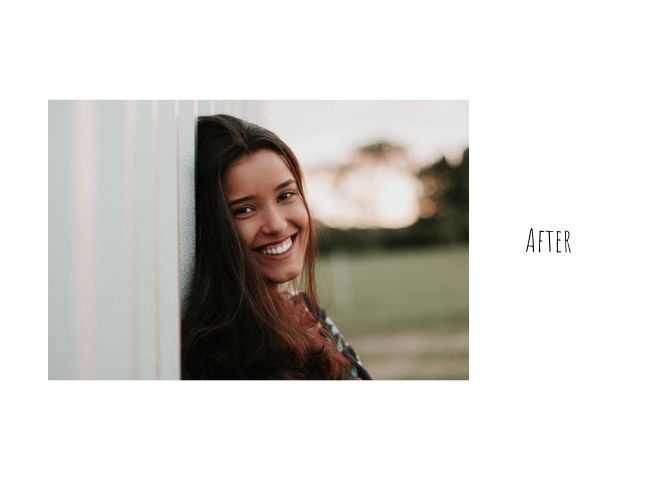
259, 101, 469, 380
49, 100, 467, 380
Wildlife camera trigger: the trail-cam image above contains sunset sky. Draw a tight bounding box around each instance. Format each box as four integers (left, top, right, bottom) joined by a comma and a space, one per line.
256, 100, 468, 169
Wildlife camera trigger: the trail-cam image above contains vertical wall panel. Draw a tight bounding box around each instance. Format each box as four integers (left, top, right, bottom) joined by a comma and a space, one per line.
197, 100, 212, 116
49, 100, 185, 379
95, 101, 129, 379
133, 101, 157, 379
122, 100, 140, 378
178, 100, 196, 312
150, 100, 161, 379
72, 101, 98, 379
157, 100, 179, 379
49, 101, 76, 379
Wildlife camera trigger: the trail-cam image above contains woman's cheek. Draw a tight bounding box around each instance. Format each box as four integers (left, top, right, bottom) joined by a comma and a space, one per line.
294, 202, 310, 222
235, 220, 256, 248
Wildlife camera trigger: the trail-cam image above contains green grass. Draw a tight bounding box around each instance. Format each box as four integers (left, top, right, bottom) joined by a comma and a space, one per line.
315, 245, 469, 379
316, 245, 469, 336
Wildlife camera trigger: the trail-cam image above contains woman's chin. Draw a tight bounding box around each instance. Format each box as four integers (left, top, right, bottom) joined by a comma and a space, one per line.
264, 267, 302, 285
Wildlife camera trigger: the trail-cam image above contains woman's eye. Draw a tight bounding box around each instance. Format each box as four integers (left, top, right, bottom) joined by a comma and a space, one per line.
278, 191, 296, 202
233, 206, 254, 217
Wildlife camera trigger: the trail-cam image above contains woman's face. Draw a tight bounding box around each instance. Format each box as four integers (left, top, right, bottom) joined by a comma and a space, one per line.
223, 149, 310, 284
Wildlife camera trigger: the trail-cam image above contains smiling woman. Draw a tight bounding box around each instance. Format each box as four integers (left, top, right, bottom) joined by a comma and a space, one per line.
181, 114, 371, 380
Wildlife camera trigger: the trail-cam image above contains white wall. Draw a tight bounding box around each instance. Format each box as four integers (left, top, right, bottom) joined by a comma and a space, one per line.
48, 100, 259, 379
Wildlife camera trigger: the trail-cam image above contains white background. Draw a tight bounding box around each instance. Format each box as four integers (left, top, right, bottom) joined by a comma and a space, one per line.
6, 1, 672, 479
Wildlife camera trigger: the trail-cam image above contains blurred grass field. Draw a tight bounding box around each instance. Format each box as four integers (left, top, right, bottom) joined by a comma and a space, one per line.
316, 245, 469, 380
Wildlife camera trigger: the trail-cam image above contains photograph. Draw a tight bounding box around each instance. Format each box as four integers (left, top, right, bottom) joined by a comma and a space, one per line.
49, 100, 469, 380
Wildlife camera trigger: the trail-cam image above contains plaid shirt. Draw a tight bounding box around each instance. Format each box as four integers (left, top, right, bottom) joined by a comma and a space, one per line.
300, 292, 372, 380
321, 312, 372, 380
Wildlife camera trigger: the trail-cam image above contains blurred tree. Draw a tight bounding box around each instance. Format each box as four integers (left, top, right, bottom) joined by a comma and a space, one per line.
357, 140, 407, 165
417, 148, 469, 219
317, 146, 469, 253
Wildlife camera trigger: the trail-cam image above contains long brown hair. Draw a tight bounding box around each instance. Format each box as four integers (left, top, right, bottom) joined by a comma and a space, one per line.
181, 114, 351, 379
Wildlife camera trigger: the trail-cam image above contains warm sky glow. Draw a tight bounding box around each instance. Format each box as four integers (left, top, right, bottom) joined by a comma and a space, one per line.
307, 165, 421, 229
258, 100, 469, 169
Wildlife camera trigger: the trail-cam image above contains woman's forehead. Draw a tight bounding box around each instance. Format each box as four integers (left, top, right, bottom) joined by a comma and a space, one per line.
223, 149, 295, 196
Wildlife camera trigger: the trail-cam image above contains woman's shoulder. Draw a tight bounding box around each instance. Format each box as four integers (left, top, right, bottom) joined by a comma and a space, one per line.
295, 291, 372, 380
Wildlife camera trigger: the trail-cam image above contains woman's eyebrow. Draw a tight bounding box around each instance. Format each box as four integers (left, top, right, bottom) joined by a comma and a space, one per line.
275, 179, 296, 191
228, 195, 254, 207
227, 179, 296, 207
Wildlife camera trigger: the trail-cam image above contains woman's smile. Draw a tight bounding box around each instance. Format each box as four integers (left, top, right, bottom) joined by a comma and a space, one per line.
254, 233, 298, 259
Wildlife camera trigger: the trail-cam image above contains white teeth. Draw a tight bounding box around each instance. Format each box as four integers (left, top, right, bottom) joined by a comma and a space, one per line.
261, 237, 293, 255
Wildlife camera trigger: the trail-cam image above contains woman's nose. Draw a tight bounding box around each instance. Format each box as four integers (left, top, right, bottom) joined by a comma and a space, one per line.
260, 205, 288, 234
